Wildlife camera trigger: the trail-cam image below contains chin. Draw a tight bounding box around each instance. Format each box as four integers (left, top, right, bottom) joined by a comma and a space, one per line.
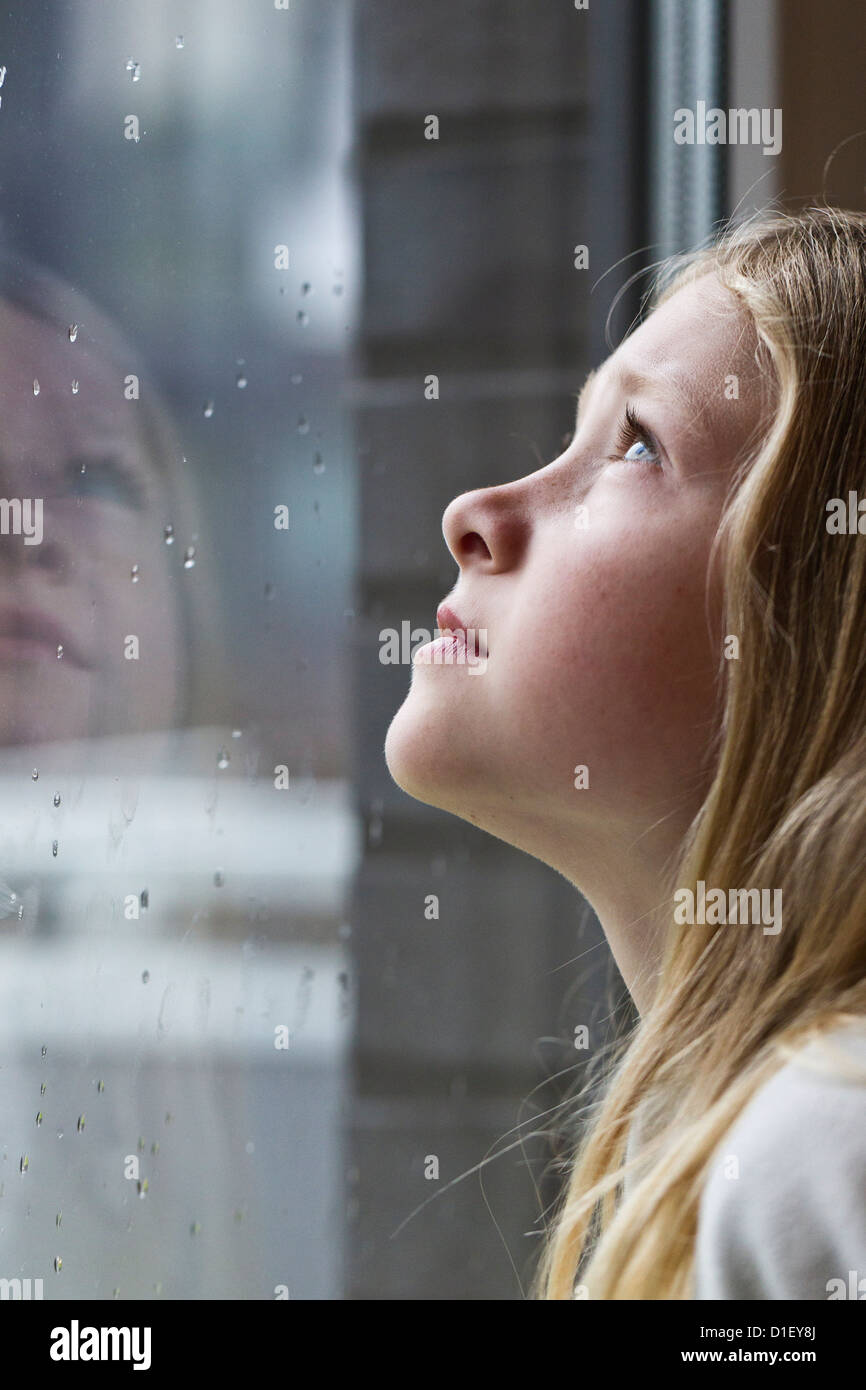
384, 696, 479, 813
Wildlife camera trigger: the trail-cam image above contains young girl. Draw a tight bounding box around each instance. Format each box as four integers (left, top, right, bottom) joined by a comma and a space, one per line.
385, 206, 866, 1299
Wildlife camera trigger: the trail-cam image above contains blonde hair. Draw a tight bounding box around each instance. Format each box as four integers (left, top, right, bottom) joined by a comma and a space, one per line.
534, 205, 866, 1300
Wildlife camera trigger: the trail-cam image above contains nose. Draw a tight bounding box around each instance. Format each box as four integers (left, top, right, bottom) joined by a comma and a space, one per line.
441, 482, 530, 573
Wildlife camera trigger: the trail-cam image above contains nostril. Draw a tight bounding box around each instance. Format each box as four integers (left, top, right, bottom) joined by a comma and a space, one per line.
458, 532, 492, 561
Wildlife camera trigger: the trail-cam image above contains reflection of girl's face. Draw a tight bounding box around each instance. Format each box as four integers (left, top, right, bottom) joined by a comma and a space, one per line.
0, 300, 185, 745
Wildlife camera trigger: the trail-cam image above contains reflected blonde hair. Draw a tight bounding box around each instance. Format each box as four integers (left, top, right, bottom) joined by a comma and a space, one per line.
534, 205, 866, 1300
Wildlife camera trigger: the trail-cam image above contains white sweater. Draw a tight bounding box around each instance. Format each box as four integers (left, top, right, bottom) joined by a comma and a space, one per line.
692, 1020, 866, 1299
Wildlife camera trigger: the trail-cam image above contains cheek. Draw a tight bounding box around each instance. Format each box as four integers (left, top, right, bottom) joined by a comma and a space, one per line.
507, 526, 722, 806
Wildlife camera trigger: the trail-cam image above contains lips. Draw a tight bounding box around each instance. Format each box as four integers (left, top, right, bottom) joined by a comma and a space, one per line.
435, 601, 489, 659
0, 606, 92, 668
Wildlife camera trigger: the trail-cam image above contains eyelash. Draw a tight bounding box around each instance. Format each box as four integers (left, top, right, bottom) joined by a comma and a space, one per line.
608, 403, 662, 468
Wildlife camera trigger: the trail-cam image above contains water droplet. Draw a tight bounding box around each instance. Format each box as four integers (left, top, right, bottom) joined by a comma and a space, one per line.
213, 869, 224, 888
32, 378, 40, 396
301, 281, 312, 295
190, 1220, 201, 1236
126, 58, 141, 82
264, 582, 275, 601
41, 1045, 46, 1057
245, 1140, 255, 1155
151, 1140, 159, 1156
140, 888, 149, 909
68, 323, 78, 343
333, 283, 344, 296
138, 1136, 146, 1151
217, 748, 230, 769
175, 34, 184, 49
79, 461, 86, 474
163, 524, 174, 545
51, 840, 58, 857
19, 1154, 28, 1173
141, 969, 150, 984
32, 769, 38, 781
297, 416, 310, 434
53, 792, 61, 807
183, 545, 196, 569
77, 1114, 85, 1132
112, 1287, 120, 1299
35, 1111, 42, 1126
236, 373, 247, 389
231, 728, 242, 739
313, 452, 325, 474
71, 380, 79, 395
97, 1079, 104, 1093
40, 1082, 46, 1095
56, 644, 63, 660
17, 902, 24, 919
56, 1212, 62, 1227
0, 67, 6, 88
54, 1256, 62, 1272
203, 400, 214, 418
291, 373, 303, 385
137, 1178, 148, 1198
296, 310, 309, 326
131, 564, 140, 582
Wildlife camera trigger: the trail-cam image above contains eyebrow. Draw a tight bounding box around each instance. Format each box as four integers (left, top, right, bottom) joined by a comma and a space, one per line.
574, 362, 710, 440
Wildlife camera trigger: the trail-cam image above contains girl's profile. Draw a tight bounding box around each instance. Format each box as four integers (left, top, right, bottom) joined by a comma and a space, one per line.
385, 205, 866, 1300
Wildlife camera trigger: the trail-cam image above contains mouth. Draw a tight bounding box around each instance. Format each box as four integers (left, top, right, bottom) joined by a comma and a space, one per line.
435, 601, 489, 660
0, 606, 92, 669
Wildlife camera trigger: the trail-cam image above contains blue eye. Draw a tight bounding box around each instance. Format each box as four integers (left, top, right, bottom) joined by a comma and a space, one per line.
623, 438, 656, 463
609, 403, 662, 468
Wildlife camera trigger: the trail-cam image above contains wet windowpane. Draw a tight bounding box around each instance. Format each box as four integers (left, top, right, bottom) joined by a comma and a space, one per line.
0, 1, 356, 1299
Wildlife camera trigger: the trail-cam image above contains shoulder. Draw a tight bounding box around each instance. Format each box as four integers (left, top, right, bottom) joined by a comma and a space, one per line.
694, 1020, 866, 1300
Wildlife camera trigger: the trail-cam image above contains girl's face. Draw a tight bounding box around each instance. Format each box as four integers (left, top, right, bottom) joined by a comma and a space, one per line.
385, 273, 771, 906
0, 300, 185, 746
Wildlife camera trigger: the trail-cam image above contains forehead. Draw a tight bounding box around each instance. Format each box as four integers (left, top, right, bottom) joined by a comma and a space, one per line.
0, 298, 136, 451
577, 272, 760, 430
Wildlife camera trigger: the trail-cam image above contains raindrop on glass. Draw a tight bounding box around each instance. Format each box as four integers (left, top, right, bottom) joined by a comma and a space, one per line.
32, 769, 38, 781
297, 416, 310, 435
126, 58, 141, 82
77, 1114, 85, 1132
32, 378, 40, 396
141, 969, 150, 984
40, 1082, 46, 1095
35, 1111, 42, 1126
137, 1178, 148, 1199
163, 524, 174, 544
19, 1155, 28, 1173
313, 453, 325, 475
217, 748, 230, 769
236, 373, 247, 389
213, 869, 224, 888
183, 546, 196, 569
175, 34, 184, 49
56, 1212, 62, 1227
203, 400, 214, 418
53, 792, 61, 807
296, 310, 309, 326
190, 1221, 201, 1236
333, 283, 344, 296
131, 564, 140, 582
264, 582, 275, 601
97, 1079, 105, 1093
291, 373, 303, 385
56, 644, 63, 660
231, 728, 242, 739
54, 1256, 62, 1272
51, 840, 58, 857
68, 323, 78, 343
41, 1045, 47, 1057
301, 282, 312, 296
71, 380, 79, 395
